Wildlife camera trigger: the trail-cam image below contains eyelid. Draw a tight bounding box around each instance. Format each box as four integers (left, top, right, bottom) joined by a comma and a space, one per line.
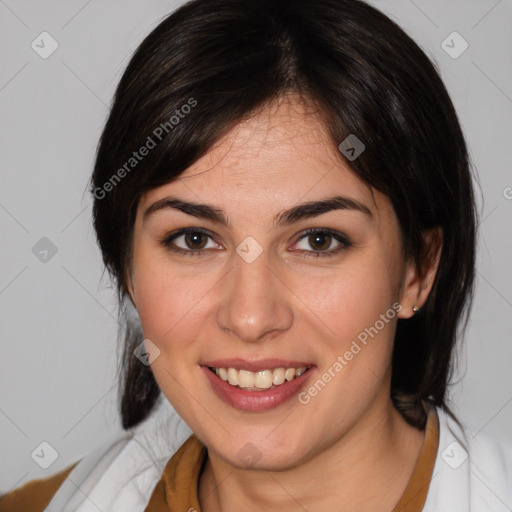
159, 227, 352, 258
159, 227, 220, 256
290, 228, 352, 258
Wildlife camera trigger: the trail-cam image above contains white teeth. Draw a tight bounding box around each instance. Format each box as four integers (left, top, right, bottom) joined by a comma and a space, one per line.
272, 368, 285, 385
296, 366, 307, 377
254, 370, 273, 389
285, 368, 295, 381
211, 365, 310, 390
227, 367, 239, 386
238, 369, 255, 388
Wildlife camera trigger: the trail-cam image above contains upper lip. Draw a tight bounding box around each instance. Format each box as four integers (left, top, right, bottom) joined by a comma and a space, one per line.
201, 358, 314, 372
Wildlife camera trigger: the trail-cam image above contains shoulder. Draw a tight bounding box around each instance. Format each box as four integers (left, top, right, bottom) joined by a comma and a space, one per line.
0, 399, 192, 511
0, 433, 136, 512
423, 405, 512, 512
0, 461, 79, 512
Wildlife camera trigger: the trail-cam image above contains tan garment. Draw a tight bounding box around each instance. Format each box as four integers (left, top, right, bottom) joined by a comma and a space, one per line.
391, 403, 440, 511
0, 404, 439, 512
0, 461, 79, 512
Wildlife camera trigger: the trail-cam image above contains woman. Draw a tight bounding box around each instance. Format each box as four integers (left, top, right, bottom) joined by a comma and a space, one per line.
2, 0, 511, 510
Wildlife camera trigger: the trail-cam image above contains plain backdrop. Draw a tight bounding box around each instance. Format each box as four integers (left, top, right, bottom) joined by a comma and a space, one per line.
1, 0, 511, 494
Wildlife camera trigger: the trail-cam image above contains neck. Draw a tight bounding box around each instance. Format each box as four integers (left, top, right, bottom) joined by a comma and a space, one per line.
198, 394, 426, 512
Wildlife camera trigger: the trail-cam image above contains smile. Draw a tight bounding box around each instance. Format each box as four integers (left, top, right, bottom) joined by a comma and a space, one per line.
201, 361, 316, 412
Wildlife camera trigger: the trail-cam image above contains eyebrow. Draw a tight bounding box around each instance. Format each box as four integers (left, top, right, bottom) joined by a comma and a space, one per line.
143, 195, 373, 229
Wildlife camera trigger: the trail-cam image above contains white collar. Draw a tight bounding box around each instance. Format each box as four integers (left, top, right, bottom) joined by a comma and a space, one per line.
44, 400, 512, 511
424, 405, 512, 511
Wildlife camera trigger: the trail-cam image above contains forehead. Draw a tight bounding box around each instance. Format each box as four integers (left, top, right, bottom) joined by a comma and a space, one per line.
138, 95, 389, 221
189, 97, 341, 176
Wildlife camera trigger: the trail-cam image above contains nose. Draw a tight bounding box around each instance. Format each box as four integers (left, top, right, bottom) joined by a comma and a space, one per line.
216, 248, 294, 344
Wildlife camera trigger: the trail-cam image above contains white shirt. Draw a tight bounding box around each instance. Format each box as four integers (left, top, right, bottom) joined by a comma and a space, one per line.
43, 398, 512, 511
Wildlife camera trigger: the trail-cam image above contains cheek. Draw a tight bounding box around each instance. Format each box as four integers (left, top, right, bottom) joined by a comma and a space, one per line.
292, 265, 400, 413
134, 272, 204, 342
289, 257, 399, 342
131, 264, 214, 417
285, 257, 402, 406
131, 254, 218, 361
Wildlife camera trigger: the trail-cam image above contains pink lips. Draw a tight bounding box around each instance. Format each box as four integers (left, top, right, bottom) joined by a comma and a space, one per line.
200, 361, 316, 412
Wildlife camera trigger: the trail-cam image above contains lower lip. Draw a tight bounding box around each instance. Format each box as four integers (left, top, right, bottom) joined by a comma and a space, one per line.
201, 366, 316, 412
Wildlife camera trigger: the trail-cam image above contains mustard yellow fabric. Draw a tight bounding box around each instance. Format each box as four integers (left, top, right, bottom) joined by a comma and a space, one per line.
0, 405, 439, 511
0, 461, 79, 512
391, 403, 440, 511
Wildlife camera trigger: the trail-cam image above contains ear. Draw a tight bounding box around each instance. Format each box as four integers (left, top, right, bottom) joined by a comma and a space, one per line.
397, 227, 443, 319
125, 264, 137, 308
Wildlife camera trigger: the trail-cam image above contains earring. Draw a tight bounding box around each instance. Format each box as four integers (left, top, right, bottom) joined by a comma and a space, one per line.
412, 305, 420, 313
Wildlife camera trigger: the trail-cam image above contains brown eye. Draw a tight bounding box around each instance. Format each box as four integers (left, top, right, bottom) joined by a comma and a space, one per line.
159, 228, 218, 256
307, 232, 332, 251
184, 232, 208, 250
293, 228, 352, 259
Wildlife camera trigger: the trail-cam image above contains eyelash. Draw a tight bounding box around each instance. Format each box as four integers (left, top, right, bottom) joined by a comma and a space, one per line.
158, 227, 352, 259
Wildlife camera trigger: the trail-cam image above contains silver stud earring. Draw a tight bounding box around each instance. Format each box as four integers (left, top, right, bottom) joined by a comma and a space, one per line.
412, 305, 420, 313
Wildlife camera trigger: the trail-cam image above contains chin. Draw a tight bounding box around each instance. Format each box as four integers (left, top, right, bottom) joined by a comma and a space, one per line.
207, 430, 314, 471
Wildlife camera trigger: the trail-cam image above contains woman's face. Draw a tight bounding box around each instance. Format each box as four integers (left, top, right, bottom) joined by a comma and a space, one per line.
129, 97, 416, 470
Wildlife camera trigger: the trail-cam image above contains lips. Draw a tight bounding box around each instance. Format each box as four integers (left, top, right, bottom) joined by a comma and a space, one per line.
200, 359, 316, 412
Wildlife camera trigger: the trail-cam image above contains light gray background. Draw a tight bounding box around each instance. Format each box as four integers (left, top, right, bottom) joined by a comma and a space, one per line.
1, 0, 511, 494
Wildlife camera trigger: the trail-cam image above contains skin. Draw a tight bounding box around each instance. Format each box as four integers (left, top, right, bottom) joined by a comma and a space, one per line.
127, 94, 441, 512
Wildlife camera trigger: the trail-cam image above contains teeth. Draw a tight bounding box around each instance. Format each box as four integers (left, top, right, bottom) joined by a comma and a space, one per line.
254, 370, 273, 389
238, 370, 254, 388
285, 368, 296, 381
272, 368, 285, 385
211, 366, 309, 390
227, 367, 239, 386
